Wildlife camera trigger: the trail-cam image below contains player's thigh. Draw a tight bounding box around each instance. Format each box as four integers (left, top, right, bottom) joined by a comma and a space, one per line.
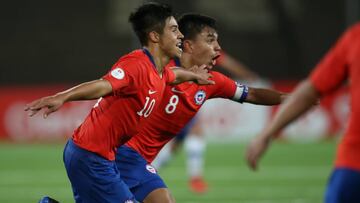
64, 139, 135, 203
143, 188, 175, 203
325, 168, 360, 203
116, 145, 170, 201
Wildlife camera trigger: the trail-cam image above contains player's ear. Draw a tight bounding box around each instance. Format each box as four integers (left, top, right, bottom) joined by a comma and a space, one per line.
149, 31, 160, 43
183, 40, 193, 53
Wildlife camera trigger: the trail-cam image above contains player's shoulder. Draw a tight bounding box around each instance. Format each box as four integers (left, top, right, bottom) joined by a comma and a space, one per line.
350, 22, 360, 32
115, 49, 151, 71
343, 23, 360, 39
209, 70, 231, 83
119, 49, 147, 62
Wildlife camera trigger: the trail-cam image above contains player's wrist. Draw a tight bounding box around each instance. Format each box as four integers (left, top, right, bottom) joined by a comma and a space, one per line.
53, 92, 68, 103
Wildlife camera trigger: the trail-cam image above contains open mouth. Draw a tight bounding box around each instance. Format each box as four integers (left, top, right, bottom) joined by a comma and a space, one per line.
211, 54, 221, 65
176, 42, 183, 52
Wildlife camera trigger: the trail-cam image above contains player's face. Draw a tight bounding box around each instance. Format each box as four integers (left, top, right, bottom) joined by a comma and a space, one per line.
189, 27, 221, 70
159, 16, 184, 58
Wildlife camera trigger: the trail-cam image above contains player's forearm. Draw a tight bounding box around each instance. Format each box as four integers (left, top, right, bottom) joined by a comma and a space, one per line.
245, 88, 286, 105
261, 80, 319, 139
171, 68, 204, 84
56, 79, 113, 102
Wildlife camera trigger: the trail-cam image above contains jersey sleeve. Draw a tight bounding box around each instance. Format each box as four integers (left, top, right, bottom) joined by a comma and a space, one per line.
163, 67, 176, 84
102, 59, 141, 96
309, 25, 355, 95
209, 71, 249, 102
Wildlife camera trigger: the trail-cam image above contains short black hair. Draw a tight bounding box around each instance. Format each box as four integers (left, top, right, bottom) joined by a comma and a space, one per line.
178, 13, 217, 40
129, 2, 173, 46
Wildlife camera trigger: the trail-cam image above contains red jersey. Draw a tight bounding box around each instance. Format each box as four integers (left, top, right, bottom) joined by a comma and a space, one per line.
310, 23, 360, 171
126, 59, 249, 163
72, 49, 175, 160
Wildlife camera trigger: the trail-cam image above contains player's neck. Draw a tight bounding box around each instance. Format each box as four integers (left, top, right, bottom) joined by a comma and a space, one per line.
143, 46, 170, 75
179, 53, 196, 71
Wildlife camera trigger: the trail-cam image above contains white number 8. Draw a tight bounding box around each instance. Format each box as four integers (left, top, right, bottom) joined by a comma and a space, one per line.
165, 95, 179, 114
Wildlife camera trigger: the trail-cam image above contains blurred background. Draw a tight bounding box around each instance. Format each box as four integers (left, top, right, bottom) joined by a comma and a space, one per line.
0, 0, 359, 202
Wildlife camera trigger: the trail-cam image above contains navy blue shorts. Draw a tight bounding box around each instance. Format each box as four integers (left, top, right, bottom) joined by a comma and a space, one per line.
325, 167, 360, 203
63, 139, 136, 203
174, 116, 197, 142
116, 145, 167, 202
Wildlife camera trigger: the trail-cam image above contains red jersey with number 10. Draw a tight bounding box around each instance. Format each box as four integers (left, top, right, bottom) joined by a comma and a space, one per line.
72, 49, 175, 161
310, 23, 360, 171
126, 59, 248, 163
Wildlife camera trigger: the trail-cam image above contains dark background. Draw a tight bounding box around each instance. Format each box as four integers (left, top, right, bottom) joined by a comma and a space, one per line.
1, 0, 359, 85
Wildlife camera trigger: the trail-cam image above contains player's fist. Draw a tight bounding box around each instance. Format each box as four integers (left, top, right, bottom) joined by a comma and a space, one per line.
24, 94, 65, 118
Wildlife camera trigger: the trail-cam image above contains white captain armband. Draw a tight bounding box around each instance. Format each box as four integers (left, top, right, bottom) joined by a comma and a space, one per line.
232, 82, 249, 103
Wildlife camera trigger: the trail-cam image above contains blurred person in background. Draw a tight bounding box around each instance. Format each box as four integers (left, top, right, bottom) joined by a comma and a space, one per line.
115, 13, 285, 202
246, 22, 360, 203
151, 44, 260, 194
25, 3, 213, 203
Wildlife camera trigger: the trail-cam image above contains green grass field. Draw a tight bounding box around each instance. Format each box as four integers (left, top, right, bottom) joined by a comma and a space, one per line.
0, 141, 336, 203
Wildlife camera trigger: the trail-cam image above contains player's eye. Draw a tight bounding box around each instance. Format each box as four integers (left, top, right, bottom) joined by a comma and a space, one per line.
207, 38, 215, 43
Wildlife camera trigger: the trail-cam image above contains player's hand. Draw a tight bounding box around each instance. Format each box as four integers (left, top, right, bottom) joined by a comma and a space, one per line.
24, 95, 65, 118
245, 135, 271, 171
191, 64, 215, 85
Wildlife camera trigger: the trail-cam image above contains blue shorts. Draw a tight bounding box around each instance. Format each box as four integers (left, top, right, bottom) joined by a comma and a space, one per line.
116, 145, 167, 202
325, 167, 360, 203
174, 116, 197, 142
63, 139, 136, 203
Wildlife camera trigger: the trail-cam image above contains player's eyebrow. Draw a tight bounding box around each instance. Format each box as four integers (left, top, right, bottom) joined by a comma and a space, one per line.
170, 25, 178, 29
206, 32, 218, 39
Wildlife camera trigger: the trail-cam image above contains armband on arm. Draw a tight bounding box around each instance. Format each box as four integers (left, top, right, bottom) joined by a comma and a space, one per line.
233, 82, 249, 103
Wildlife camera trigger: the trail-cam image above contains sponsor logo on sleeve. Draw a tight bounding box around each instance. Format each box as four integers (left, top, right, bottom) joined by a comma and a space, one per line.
111, 67, 125, 80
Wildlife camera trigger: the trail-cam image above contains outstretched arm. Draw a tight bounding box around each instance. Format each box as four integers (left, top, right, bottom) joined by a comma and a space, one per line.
245, 87, 287, 105
245, 80, 319, 170
24, 79, 112, 118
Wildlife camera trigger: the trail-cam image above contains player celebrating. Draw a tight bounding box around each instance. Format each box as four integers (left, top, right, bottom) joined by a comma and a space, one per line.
246, 23, 360, 203
115, 13, 286, 202
25, 3, 213, 203
151, 50, 260, 193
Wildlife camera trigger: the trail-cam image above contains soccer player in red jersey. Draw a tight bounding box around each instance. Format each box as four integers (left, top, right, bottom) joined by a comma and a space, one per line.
24, 3, 213, 203
115, 13, 286, 203
246, 23, 360, 203
151, 49, 260, 194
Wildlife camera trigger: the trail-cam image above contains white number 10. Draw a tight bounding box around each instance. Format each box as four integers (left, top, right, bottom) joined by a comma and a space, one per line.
137, 97, 156, 117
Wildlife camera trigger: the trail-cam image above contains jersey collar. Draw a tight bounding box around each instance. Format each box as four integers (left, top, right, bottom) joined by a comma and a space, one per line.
142, 48, 157, 71
174, 57, 181, 67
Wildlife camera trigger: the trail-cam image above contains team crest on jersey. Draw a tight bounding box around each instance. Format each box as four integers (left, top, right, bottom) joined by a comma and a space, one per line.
194, 90, 206, 105
146, 164, 157, 174
111, 67, 125, 80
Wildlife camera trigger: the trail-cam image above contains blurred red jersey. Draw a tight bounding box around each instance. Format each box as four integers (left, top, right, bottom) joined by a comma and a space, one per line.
310, 23, 360, 171
126, 59, 248, 163
72, 49, 175, 160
